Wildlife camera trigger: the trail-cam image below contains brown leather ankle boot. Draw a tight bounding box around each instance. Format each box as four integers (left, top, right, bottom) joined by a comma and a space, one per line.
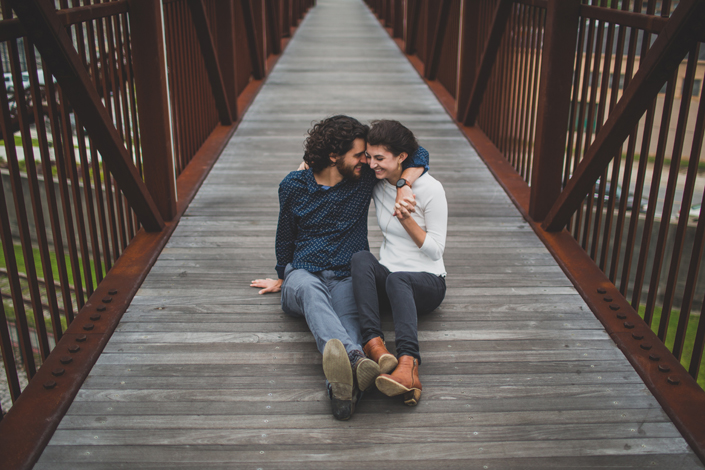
375, 355, 422, 406
363, 337, 398, 374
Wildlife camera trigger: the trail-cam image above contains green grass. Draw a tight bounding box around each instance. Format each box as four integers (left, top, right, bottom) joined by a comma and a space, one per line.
637, 304, 705, 390
0, 154, 105, 180
1, 241, 104, 332
0, 135, 47, 149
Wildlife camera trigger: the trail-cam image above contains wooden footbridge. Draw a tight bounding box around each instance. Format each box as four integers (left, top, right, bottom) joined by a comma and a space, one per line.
1, 0, 705, 468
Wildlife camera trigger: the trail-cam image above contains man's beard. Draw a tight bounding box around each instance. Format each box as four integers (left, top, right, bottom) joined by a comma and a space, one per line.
336, 158, 362, 181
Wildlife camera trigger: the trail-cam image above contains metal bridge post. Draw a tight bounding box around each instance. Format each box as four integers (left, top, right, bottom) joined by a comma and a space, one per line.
241, 0, 266, 80
461, 0, 513, 127
456, 0, 481, 122
424, 0, 452, 81
128, 0, 178, 221
215, 0, 240, 121
528, 0, 581, 222
404, 0, 421, 56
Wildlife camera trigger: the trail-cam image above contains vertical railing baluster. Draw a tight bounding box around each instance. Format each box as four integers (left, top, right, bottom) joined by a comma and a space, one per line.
42, 62, 78, 323
648, 46, 698, 339
0, 295, 20, 402
3, 38, 51, 359
22, 42, 65, 341
632, 73, 676, 318
0, 60, 38, 374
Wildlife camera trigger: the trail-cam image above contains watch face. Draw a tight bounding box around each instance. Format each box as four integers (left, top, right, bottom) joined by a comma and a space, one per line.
396, 179, 406, 188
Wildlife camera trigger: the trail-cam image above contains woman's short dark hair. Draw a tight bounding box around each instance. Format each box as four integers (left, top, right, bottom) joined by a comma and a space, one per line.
367, 120, 418, 157
303, 115, 369, 172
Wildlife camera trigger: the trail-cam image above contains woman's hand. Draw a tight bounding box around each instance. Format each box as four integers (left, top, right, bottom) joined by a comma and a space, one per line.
394, 196, 415, 220
250, 278, 283, 294
297, 161, 310, 171
395, 196, 426, 248
394, 186, 415, 216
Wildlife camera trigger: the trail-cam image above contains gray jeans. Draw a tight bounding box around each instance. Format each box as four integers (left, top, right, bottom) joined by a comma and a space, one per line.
281, 264, 363, 355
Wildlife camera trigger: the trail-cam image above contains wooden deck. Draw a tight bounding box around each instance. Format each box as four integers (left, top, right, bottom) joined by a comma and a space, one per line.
35, 0, 704, 468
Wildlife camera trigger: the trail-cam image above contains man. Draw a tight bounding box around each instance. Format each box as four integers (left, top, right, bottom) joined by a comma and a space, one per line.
251, 115, 427, 420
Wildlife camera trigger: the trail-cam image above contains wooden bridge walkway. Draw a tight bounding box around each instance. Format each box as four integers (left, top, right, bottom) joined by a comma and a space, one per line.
34, 0, 704, 468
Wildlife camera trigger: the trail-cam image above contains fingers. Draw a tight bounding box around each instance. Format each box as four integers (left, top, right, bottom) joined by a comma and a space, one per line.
402, 196, 416, 212
395, 197, 415, 216
252, 278, 282, 294
250, 278, 274, 288
259, 285, 281, 295
395, 202, 411, 219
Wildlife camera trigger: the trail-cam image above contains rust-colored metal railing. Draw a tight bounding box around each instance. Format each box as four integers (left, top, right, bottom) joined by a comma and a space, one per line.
367, 0, 705, 464
0, 0, 313, 468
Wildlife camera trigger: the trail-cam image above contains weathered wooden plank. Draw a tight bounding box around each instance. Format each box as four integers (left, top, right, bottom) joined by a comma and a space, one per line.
36, 439, 694, 465
80, 360, 638, 379
103, 335, 614, 352
71, 382, 652, 403
78, 372, 645, 392
91, 348, 627, 366
110, 321, 605, 335
46, 422, 683, 446
62, 393, 661, 417
117, 310, 595, 325
56, 408, 671, 430
33, 454, 705, 470
132, 287, 580, 299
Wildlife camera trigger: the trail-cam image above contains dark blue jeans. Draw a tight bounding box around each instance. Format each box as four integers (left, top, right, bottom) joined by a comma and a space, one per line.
351, 251, 446, 363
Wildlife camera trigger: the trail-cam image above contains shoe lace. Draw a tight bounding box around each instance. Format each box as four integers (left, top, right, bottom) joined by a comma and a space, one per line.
347, 349, 366, 367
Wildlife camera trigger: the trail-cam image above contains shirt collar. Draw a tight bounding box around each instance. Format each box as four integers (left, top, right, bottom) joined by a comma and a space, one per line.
303, 169, 324, 193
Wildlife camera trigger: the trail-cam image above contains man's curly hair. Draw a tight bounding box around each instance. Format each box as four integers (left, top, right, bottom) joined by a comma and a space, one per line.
303, 115, 369, 172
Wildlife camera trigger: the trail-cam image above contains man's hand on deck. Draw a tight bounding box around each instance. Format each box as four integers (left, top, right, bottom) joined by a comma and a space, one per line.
394, 186, 416, 216
250, 278, 283, 294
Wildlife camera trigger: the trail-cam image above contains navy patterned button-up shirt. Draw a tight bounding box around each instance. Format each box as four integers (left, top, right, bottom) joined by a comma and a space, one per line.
275, 147, 429, 279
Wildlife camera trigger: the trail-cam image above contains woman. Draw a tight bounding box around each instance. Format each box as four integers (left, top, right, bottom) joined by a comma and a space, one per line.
351, 120, 447, 406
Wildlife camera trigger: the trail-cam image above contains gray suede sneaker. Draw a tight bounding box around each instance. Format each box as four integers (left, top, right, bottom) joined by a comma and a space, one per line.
322, 339, 355, 420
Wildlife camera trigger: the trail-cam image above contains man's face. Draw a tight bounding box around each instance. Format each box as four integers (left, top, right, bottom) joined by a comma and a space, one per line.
334, 138, 368, 180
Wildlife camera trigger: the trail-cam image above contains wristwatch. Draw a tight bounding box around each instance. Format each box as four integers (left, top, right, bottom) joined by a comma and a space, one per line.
396, 178, 411, 189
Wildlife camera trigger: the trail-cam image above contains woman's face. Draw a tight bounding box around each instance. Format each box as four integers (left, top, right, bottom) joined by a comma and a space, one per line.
366, 144, 405, 181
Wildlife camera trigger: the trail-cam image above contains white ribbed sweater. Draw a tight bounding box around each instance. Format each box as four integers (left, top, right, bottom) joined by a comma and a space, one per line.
372, 172, 447, 276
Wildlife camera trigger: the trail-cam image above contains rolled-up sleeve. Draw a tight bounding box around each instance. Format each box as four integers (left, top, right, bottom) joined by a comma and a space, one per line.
419, 182, 447, 261
403, 146, 429, 174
